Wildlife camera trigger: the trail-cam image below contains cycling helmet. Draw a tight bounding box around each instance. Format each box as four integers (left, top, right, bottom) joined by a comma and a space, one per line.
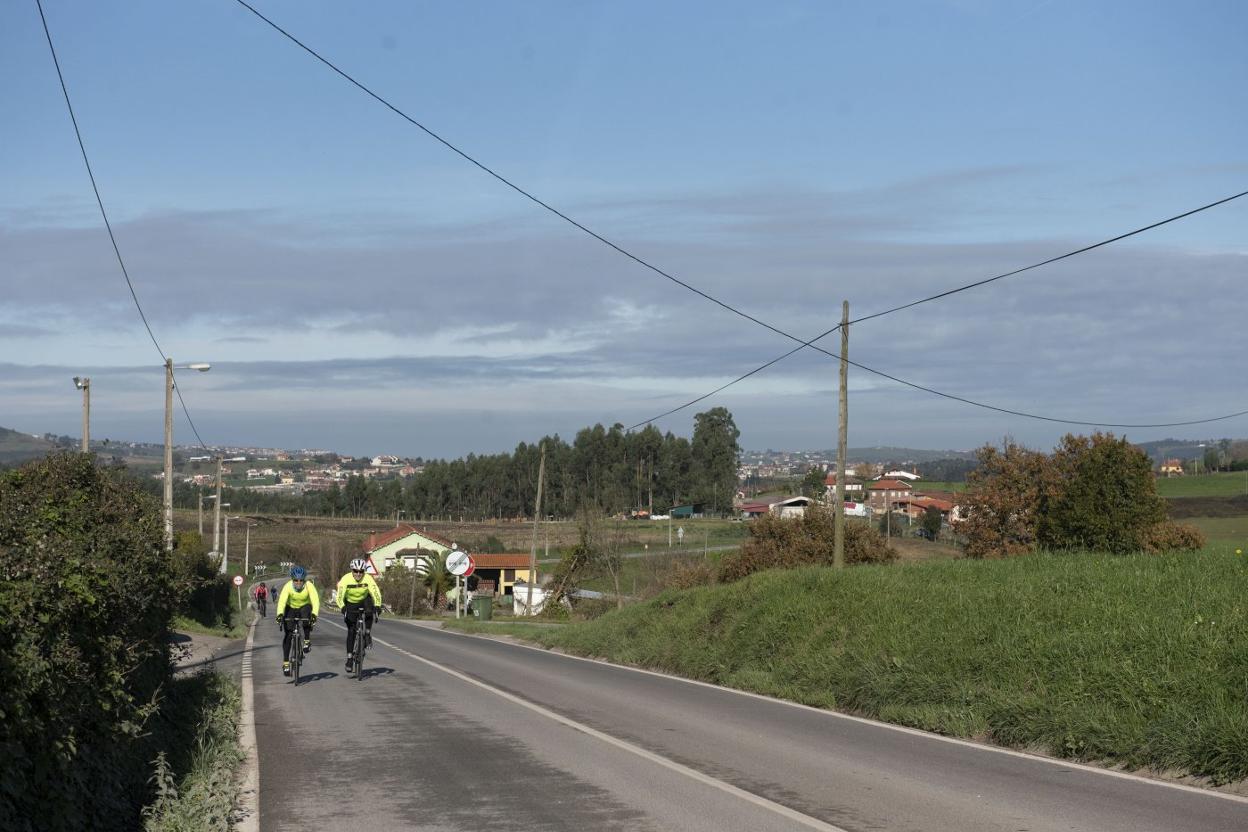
349, 558, 368, 572
290, 565, 307, 580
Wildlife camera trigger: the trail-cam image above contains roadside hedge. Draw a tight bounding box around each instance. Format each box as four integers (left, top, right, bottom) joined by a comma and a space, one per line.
0, 454, 177, 831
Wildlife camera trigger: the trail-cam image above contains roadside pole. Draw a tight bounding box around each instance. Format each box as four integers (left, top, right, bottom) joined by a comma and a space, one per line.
834, 301, 849, 569
525, 443, 546, 616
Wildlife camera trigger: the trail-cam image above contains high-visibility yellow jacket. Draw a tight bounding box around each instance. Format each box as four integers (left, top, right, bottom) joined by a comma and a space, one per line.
336, 571, 382, 608
277, 579, 320, 617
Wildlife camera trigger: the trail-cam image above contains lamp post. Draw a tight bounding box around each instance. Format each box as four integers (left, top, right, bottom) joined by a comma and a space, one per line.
72, 376, 90, 451
164, 360, 210, 552
214, 502, 230, 573
224, 514, 240, 575
243, 521, 255, 576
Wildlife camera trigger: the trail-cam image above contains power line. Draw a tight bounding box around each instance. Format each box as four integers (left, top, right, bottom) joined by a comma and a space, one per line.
629, 328, 1248, 431
628, 190, 1248, 430
849, 189, 1248, 326
230, 0, 1248, 429
230, 0, 814, 350
36, 0, 209, 450
627, 326, 839, 431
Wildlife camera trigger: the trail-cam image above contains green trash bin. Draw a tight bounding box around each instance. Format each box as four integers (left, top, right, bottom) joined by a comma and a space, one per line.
476, 596, 493, 621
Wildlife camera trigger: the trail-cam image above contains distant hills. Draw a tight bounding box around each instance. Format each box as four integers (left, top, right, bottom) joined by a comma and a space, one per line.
0, 427, 57, 465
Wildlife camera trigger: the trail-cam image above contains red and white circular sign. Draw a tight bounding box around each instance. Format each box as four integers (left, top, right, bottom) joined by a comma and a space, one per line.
232, 575, 244, 587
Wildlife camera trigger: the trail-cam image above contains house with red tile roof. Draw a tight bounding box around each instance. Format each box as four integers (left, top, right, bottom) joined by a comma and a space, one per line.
867, 478, 914, 513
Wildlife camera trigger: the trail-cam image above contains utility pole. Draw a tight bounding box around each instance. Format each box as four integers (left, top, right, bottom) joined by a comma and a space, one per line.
73, 377, 90, 452
243, 522, 251, 575
834, 301, 849, 569
212, 455, 223, 556
163, 358, 174, 552
198, 488, 204, 537
525, 443, 546, 615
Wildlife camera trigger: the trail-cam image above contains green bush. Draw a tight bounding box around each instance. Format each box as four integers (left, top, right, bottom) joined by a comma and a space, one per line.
171, 531, 230, 628
718, 506, 895, 582
0, 454, 177, 831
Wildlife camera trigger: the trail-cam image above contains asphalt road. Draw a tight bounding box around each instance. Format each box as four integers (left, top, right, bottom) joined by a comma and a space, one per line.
251, 614, 1248, 831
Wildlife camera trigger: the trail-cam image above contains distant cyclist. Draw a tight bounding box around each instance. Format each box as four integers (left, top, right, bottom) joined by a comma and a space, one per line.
336, 558, 382, 673
276, 566, 320, 677
254, 582, 268, 617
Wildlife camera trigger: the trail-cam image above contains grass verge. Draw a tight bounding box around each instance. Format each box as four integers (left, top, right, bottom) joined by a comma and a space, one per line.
143, 670, 243, 831
525, 546, 1248, 784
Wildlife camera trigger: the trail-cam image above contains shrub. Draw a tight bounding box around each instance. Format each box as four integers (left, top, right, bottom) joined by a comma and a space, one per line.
171, 531, 230, 628
961, 439, 1056, 558
718, 506, 895, 582
665, 557, 719, 590
1038, 433, 1167, 554
1142, 522, 1206, 553
0, 454, 177, 831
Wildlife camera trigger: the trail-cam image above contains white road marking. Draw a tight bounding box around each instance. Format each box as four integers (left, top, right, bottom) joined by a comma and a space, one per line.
324, 619, 849, 832
237, 613, 260, 832
414, 620, 1248, 806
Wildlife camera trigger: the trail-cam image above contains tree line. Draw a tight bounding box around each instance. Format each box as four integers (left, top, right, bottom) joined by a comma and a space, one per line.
163, 407, 743, 521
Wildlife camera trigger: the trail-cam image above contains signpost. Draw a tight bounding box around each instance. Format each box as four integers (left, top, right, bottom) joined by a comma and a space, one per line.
233, 574, 244, 615
447, 550, 471, 618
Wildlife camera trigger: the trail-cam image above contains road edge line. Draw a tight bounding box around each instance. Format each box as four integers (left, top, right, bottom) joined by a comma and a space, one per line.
411, 620, 1248, 806
369, 629, 850, 832
236, 613, 260, 832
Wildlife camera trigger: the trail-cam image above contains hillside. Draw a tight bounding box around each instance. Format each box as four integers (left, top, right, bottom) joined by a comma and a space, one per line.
0, 427, 56, 465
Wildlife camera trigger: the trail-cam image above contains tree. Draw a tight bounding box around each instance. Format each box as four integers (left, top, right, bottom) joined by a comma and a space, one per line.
1037, 433, 1167, 554
961, 439, 1058, 559
800, 466, 826, 499
921, 506, 943, 541
691, 407, 741, 516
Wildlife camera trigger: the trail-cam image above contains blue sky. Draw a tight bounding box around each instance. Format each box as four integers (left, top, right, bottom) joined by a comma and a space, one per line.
2, 0, 1245, 458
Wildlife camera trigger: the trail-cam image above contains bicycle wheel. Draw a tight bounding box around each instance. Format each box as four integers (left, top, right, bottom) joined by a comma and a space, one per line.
354, 626, 365, 680
292, 625, 302, 685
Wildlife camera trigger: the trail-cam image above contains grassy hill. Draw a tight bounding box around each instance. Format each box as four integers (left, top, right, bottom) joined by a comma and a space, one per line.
509, 548, 1248, 784
0, 427, 56, 465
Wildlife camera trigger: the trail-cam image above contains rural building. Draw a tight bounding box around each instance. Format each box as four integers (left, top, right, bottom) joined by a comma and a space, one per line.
669, 503, 705, 519
824, 472, 865, 500
468, 553, 535, 599
738, 496, 814, 519
362, 524, 458, 575
867, 478, 914, 512
1159, 458, 1184, 476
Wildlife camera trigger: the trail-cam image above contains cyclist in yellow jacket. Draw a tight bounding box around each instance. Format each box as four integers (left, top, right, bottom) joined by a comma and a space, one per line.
337, 558, 382, 672
276, 565, 320, 677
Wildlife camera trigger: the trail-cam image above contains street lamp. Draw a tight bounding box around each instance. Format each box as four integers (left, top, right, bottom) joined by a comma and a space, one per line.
164, 360, 211, 553
72, 376, 90, 452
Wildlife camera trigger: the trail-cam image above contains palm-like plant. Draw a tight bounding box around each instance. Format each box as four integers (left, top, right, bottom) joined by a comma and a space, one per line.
422, 553, 452, 611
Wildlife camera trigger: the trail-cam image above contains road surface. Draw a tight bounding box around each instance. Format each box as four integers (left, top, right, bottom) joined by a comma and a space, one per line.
249, 614, 1248, 831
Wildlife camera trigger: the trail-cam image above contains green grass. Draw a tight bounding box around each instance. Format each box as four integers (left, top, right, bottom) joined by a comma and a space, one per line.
143, 671, 242, 832
1156, 471, 1248, 497
913, 480, 967, 493
1185, 516, 1248, 545
522, 546, 1248, 783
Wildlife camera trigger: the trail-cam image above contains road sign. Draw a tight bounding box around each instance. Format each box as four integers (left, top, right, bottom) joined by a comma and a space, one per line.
463, 555, 476, 578
232, 575, 243, 587
446, 549, 471, 576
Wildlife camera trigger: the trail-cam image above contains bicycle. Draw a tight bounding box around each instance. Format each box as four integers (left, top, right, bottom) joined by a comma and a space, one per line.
280, 613, 313, 685
349, 605, 380, 681
256, 595, 267, 618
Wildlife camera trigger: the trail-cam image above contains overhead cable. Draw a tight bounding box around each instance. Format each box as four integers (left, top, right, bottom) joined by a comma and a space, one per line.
230, 0, 812, 349
36, 0, 210, 450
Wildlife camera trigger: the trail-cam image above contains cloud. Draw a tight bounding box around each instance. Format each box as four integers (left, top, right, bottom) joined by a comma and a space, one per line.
3, 171, 1246, 455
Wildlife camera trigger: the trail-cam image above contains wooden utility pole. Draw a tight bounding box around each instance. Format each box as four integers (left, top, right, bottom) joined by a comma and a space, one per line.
163, 358, 174, 553
834, 301, 849, 569
212, 455, 223, 556
525, 443, 546, 615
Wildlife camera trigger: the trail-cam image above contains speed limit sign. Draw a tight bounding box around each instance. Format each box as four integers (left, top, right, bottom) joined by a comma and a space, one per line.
232, 575, 243, 587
